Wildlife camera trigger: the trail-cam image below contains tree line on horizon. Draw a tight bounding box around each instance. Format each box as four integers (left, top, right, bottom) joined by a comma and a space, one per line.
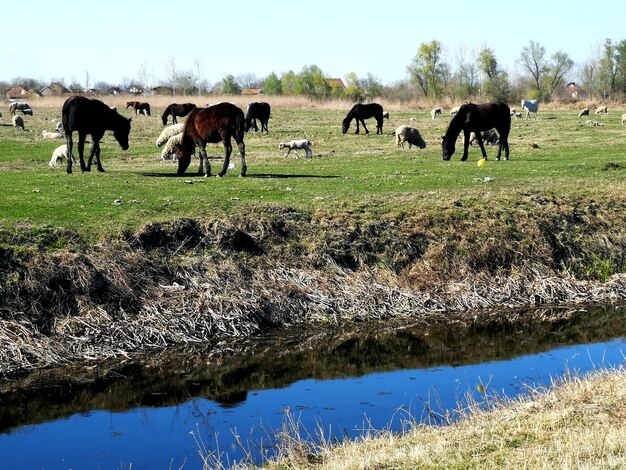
3, 39, 626, 104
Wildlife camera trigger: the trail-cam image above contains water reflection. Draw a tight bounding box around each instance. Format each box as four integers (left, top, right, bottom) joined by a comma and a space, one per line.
0, 306, 625, 468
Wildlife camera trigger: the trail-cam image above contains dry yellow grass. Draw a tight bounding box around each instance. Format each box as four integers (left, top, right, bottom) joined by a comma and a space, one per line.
257, 368, 626, 469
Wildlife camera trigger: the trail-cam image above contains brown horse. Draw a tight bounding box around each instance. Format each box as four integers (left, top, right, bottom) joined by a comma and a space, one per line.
175, 102, 246, 177
441, 102, 510, 161
125, 101, 151, 116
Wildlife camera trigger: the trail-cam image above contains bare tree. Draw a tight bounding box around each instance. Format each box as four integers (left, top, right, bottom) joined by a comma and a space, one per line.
519, 40, 547, 92
545, 51, 574, 99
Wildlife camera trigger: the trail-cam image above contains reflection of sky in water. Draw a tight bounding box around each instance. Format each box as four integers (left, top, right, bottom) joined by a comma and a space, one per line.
1, 338, 624, 469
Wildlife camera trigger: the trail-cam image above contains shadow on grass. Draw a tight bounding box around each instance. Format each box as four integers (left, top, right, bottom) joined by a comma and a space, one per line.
139, 172, 341, 179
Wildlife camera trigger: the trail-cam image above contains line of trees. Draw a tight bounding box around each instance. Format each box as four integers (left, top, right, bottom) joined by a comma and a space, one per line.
3, 39, 626, 103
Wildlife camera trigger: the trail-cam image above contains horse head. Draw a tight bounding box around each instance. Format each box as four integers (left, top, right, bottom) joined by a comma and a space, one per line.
341, 117, 351, 134
113, 117, 132, 150
441, 135, 455, 161
175, 133, 194, 175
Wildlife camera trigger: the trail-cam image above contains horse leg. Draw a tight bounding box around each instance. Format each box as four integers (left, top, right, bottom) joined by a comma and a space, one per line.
376, 118, 383, 134
355, 119, 360, 134
361, 119, 369, 135
198, 143, 209, 177
173, 115, 177, 124
65, 133, 74, 174
474, 132, 489, 160
78, 133, 89, 172
461, 130, 471, 161
238, 140, 246, 176
218, 139, 233, 177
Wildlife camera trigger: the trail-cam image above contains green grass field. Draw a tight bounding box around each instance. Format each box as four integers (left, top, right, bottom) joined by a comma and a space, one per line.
1, 100, 625, 240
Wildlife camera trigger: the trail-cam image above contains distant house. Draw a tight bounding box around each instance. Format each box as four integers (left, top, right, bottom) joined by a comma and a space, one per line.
86, 88, 100, 96
109, 87, 123, 96
40, 82, 70, 96
327, 78, 346, 90
5, 85, 29, 100
128, 86, 144, 95
241, 88, 263, 95
566, 82, 579, 99
152, 86, 174, 96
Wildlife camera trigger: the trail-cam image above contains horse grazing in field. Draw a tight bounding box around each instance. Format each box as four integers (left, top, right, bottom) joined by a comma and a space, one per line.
521, 99, 539, 120
161, 102, 197, 125
441, 102, 510, 161
341, 103, 384, 134
244, 102, 271, 133
62, 96, 132, 174
175, 102, 246, 177
125, 101, 151, 116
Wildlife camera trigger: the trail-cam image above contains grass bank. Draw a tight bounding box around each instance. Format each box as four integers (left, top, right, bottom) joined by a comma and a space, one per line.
1, 99, 626, 379
251, 367, 626, 469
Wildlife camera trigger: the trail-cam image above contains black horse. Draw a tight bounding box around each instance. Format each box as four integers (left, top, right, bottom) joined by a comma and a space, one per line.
441, 102, 510, 161
161, 102, 197, 125
244, 102, 271, 133
341, 103, 384, 135
175, 102, 246, 177
62, 96, 132, 174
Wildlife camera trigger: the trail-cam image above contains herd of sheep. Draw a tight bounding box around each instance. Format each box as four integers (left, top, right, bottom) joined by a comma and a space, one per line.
3, 99, 625, 171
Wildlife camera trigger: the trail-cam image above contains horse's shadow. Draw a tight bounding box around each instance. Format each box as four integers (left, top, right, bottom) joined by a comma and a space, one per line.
140, 172, 340, 179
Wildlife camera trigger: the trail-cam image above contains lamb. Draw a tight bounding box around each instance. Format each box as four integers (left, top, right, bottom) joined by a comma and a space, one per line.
49, 144, 75, 167
160, 132, 183, 161
595, 105, 608, 114
430, 107, 442, 119
513, 112, 522, 119
382, 111, 390, 119
12, 115, 24, 130
394, 125, 426, 150
156, 123, 184, 147
450, 106, 460, 115
622, 113, 626, 125
279, 139, 313, 159
55, 121, 63, 132
470, 129, 499, 146
585, 120, 605, 127
578, 108, 590, 118
42, 130, 64, 140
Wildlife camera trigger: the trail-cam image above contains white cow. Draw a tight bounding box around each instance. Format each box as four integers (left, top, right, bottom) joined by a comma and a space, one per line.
521, 99, 539, 120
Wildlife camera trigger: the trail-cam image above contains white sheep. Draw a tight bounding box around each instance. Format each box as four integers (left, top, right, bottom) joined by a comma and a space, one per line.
585, 120, 605, 127
622, 113, 626, 125
394, 125, 426, 150
430, 107, 442, 120
450, 106, 460, 115
156, 123, 184, 147
160, 132, 183, 161
49, 144, 75, 167
578, 108, 590, 118
12, 115, 24, 130
42, 130, 64, 140
279, 139, 313, 159
595, 105, 608, 115
382, 111, 390, 119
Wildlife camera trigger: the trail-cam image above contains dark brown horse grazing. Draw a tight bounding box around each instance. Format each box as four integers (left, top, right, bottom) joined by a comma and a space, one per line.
441, 102, 510, 161
62, 96, 131, 174
341, 103, 384, 135
175, 102, 246, 177
244, 102, 271, 133
161, 102, 197, 125
125, 101, 151, 116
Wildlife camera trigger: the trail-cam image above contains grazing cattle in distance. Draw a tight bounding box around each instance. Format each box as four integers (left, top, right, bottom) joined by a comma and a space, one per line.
125, 101, 151, 116
341, 103, 384, 135
441, 102, 510, 161
175, 102, 247, 177
161, 102, 197, 125
521, 99, 539, 120
62, 96, 132, 174
244, 102, 271, 133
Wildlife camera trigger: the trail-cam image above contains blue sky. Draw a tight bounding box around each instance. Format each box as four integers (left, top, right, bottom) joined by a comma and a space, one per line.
3, 0, 625, 87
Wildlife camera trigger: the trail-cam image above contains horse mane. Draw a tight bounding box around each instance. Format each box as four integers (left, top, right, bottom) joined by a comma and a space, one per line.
443, 106, 467, 141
